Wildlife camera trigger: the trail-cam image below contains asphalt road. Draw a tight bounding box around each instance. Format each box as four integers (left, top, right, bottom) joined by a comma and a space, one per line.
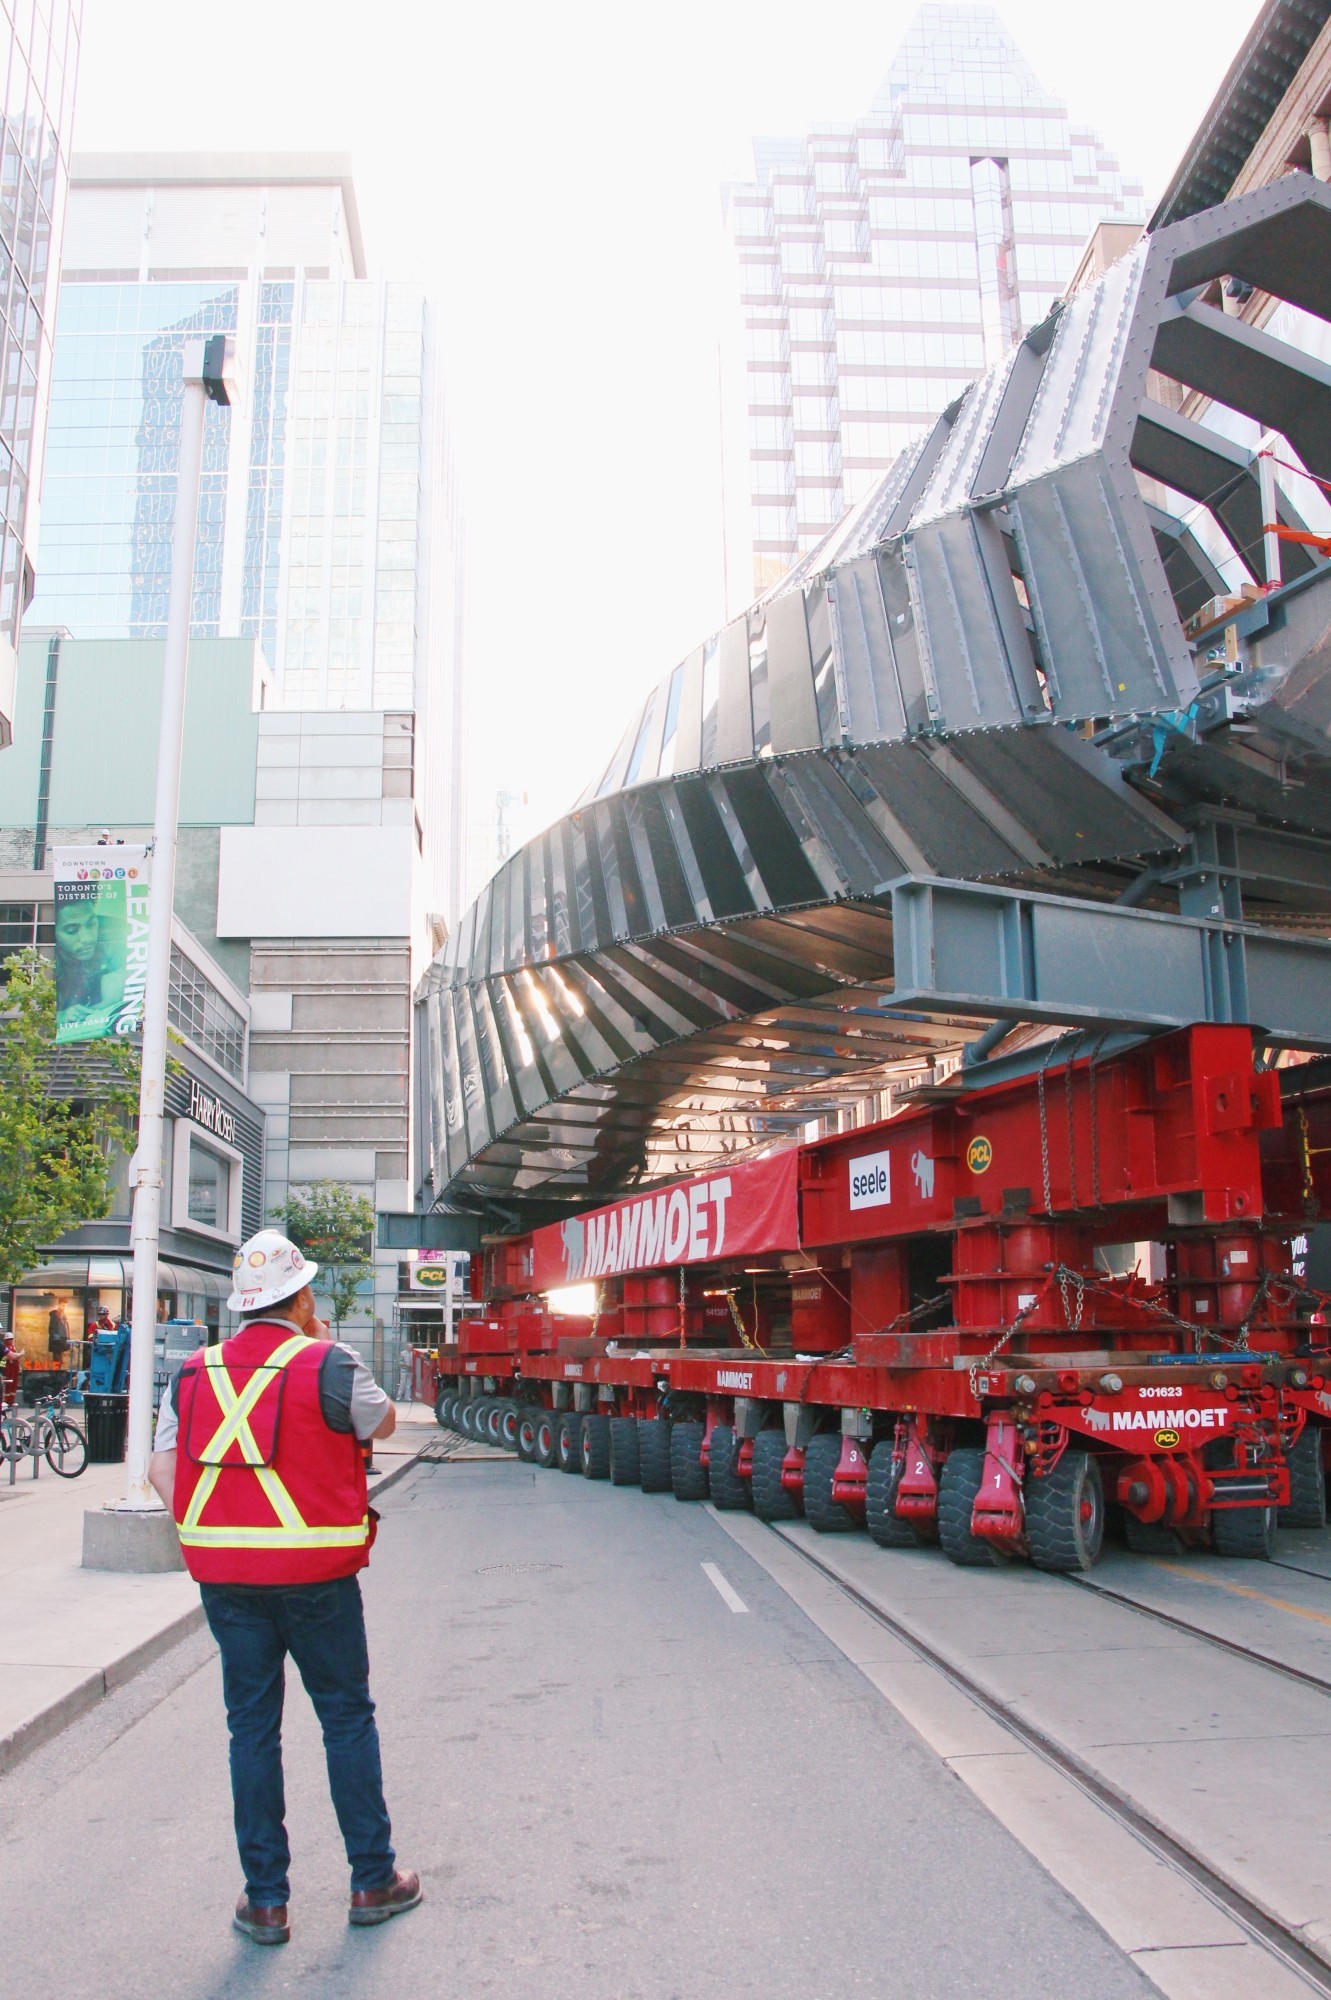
1, 1459, 1155, 1998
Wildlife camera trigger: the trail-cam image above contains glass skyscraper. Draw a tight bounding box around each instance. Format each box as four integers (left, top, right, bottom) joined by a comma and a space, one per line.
0, 0, 81, 744
724, 3, 1143, 591
27, 155, 467, 908
32, 274, 435, 715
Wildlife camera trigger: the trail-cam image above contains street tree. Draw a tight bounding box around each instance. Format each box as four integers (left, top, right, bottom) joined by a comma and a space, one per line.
272, 1180, 376, 1334
0, 948, 141, 1289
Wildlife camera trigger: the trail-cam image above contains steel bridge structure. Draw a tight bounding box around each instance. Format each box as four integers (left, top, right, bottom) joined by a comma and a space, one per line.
418, 175, 1331, 1227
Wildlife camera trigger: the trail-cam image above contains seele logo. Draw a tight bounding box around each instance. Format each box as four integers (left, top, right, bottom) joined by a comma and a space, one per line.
966, 1135, 993, 1175
849, 1147, 892, 1211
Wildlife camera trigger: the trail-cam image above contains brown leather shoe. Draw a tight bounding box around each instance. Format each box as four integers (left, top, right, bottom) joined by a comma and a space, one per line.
348, 1867, 422, 1927
233, 1894, 290, 1945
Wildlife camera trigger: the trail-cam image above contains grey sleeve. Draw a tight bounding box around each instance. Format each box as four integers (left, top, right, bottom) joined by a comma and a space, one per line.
153, 1374, 179, 1452
319, 1344, 390, 1440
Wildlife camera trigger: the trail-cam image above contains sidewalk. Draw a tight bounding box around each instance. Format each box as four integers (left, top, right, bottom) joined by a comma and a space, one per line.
0, 1401, 438, 1774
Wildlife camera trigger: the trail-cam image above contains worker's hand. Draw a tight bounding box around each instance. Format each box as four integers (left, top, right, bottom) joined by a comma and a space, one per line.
309, 1314, 329, 1339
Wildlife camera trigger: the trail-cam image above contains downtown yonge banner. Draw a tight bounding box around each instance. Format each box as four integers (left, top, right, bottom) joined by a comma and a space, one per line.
52, 846, 151, 1044
529, 1151, 801, 1291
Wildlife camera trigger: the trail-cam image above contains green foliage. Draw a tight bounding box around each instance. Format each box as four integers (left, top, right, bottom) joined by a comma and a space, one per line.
0, 949, 141, 1289
272, 1180, 376, 1334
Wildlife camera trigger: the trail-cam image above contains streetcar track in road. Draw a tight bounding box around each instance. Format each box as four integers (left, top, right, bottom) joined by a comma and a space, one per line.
1270, 1556, 1331, 1585
1066, 1566, 1331, 1695
763, 1521, 1331, 1997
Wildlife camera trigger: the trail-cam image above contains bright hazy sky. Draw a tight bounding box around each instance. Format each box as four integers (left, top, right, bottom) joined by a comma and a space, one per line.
73, 0, 1261, 871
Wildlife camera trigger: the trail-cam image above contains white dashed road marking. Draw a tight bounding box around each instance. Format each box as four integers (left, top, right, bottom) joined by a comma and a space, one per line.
701, 1561, 748, 1613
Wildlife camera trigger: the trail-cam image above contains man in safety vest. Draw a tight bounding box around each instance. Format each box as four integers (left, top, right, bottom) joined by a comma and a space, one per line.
148, 1228, 421, 1945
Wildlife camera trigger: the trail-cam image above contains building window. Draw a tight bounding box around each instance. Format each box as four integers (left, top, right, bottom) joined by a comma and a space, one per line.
188, 1144, 228, 1229
172, 1122, 243, 1243
168, 944, 247, 1081
0, 902, 54, 956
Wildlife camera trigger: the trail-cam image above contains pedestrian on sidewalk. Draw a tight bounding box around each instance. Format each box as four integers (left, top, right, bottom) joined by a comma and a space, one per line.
148, 1228, 420, 1947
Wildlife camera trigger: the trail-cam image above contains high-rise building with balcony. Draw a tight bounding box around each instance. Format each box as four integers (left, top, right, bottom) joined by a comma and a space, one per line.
0, 0, 81, 745
723, 3, 1143, 592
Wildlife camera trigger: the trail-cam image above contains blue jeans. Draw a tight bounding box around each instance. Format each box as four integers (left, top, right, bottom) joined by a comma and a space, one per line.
200, 1575, 395, 1906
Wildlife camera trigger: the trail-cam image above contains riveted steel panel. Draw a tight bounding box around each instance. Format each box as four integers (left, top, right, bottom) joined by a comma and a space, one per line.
1009, 456, 1190, 719
829, 554, 907, 741
766, 588, 820, 753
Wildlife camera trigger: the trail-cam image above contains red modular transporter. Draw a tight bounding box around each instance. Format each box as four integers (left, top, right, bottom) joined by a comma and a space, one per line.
423, 1027, 1331, 1570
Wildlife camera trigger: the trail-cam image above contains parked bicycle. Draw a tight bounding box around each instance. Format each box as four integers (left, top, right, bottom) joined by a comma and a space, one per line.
0, 1386, 87, 1477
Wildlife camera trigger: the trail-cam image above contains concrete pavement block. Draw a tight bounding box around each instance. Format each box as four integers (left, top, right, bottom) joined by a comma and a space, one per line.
1130, 1942, 1313, 2000
82, 1506, 185, 1573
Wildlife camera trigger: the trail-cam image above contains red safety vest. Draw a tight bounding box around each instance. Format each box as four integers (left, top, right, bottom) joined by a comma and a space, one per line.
172, 1322, 370, 1585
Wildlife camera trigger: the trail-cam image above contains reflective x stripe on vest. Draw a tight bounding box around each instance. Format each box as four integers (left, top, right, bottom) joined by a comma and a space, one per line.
178, 1335, 368, 1551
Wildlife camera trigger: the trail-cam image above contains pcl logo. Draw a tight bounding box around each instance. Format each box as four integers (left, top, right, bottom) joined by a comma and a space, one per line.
965, 1135, 993, 1175
1153, 1428, 1181, 1449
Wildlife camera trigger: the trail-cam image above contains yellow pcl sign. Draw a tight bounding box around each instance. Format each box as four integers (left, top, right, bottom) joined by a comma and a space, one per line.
965, 1135, 993, 1175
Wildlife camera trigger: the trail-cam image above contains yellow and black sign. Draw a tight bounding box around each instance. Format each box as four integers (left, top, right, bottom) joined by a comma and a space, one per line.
412, 1263, 450, 1290
1153, 1428, 1181, 1450
965, 1135, 993, 1175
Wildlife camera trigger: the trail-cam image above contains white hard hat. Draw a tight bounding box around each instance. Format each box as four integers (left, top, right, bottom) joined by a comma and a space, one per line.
227, 1229, 319, 1314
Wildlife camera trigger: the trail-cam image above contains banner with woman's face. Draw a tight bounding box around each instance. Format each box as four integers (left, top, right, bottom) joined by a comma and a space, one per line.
52, 845, 152, 1043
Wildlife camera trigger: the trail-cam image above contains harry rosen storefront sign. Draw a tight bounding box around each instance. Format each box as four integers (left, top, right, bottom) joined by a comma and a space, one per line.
530, 1153, 800, 1290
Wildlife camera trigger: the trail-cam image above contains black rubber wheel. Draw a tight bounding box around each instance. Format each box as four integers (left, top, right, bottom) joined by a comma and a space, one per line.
707, 1425, 753, 1510
535, 1410, 558, 1469
557, 1411, 584, 1473
1213, 1503, 1276, 1559
581, 1413, 612, 1479
865, 1439, 918, 1548
1024, 1450, 1104, 1572
750, 1428, 799, 1521
801, 1431, 856, 1534
609, 1417, 641, 1486
497, 1400, 519, 1450
938, 1447, 1000, 1567
516, 1407, 542, 1462
483, 1402, 505, 1446
458, 1399, 479, 1439
434, 1389, 451, 1430
1122, 1515, 1182, 1554
638, 1417, 673, 1493
669, 1420, 708, 1502
45, 1419, 87, 1477
1280, 1426, 1327, 1530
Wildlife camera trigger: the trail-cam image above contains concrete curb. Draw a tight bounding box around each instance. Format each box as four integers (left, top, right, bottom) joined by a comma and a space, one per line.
367, 1445, 430, 1500
0, 1443, 432, 1780
0, 1601, 207, 1778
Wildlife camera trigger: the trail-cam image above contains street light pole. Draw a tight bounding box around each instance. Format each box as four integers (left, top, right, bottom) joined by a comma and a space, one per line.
121, 334, 243, 1512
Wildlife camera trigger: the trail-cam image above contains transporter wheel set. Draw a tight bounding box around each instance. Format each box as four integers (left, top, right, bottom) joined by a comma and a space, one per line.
424, 1027, 1331, 1577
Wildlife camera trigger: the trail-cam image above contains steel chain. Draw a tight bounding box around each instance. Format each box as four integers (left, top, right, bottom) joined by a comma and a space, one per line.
879, 1291, 950, 1334
1048, 1263, 1217, 1355
724, 1289, 764, 1354
967, 1276, 1056, 1397
1057, 1265, 1086, 1331
1037, 1041, 1056, 1213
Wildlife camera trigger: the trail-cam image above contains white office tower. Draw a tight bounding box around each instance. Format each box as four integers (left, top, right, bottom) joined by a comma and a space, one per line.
723, 4, 1143, 593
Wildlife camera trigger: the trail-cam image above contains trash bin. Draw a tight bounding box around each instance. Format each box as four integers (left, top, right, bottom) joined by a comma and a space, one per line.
84, 1391, 129, 1464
